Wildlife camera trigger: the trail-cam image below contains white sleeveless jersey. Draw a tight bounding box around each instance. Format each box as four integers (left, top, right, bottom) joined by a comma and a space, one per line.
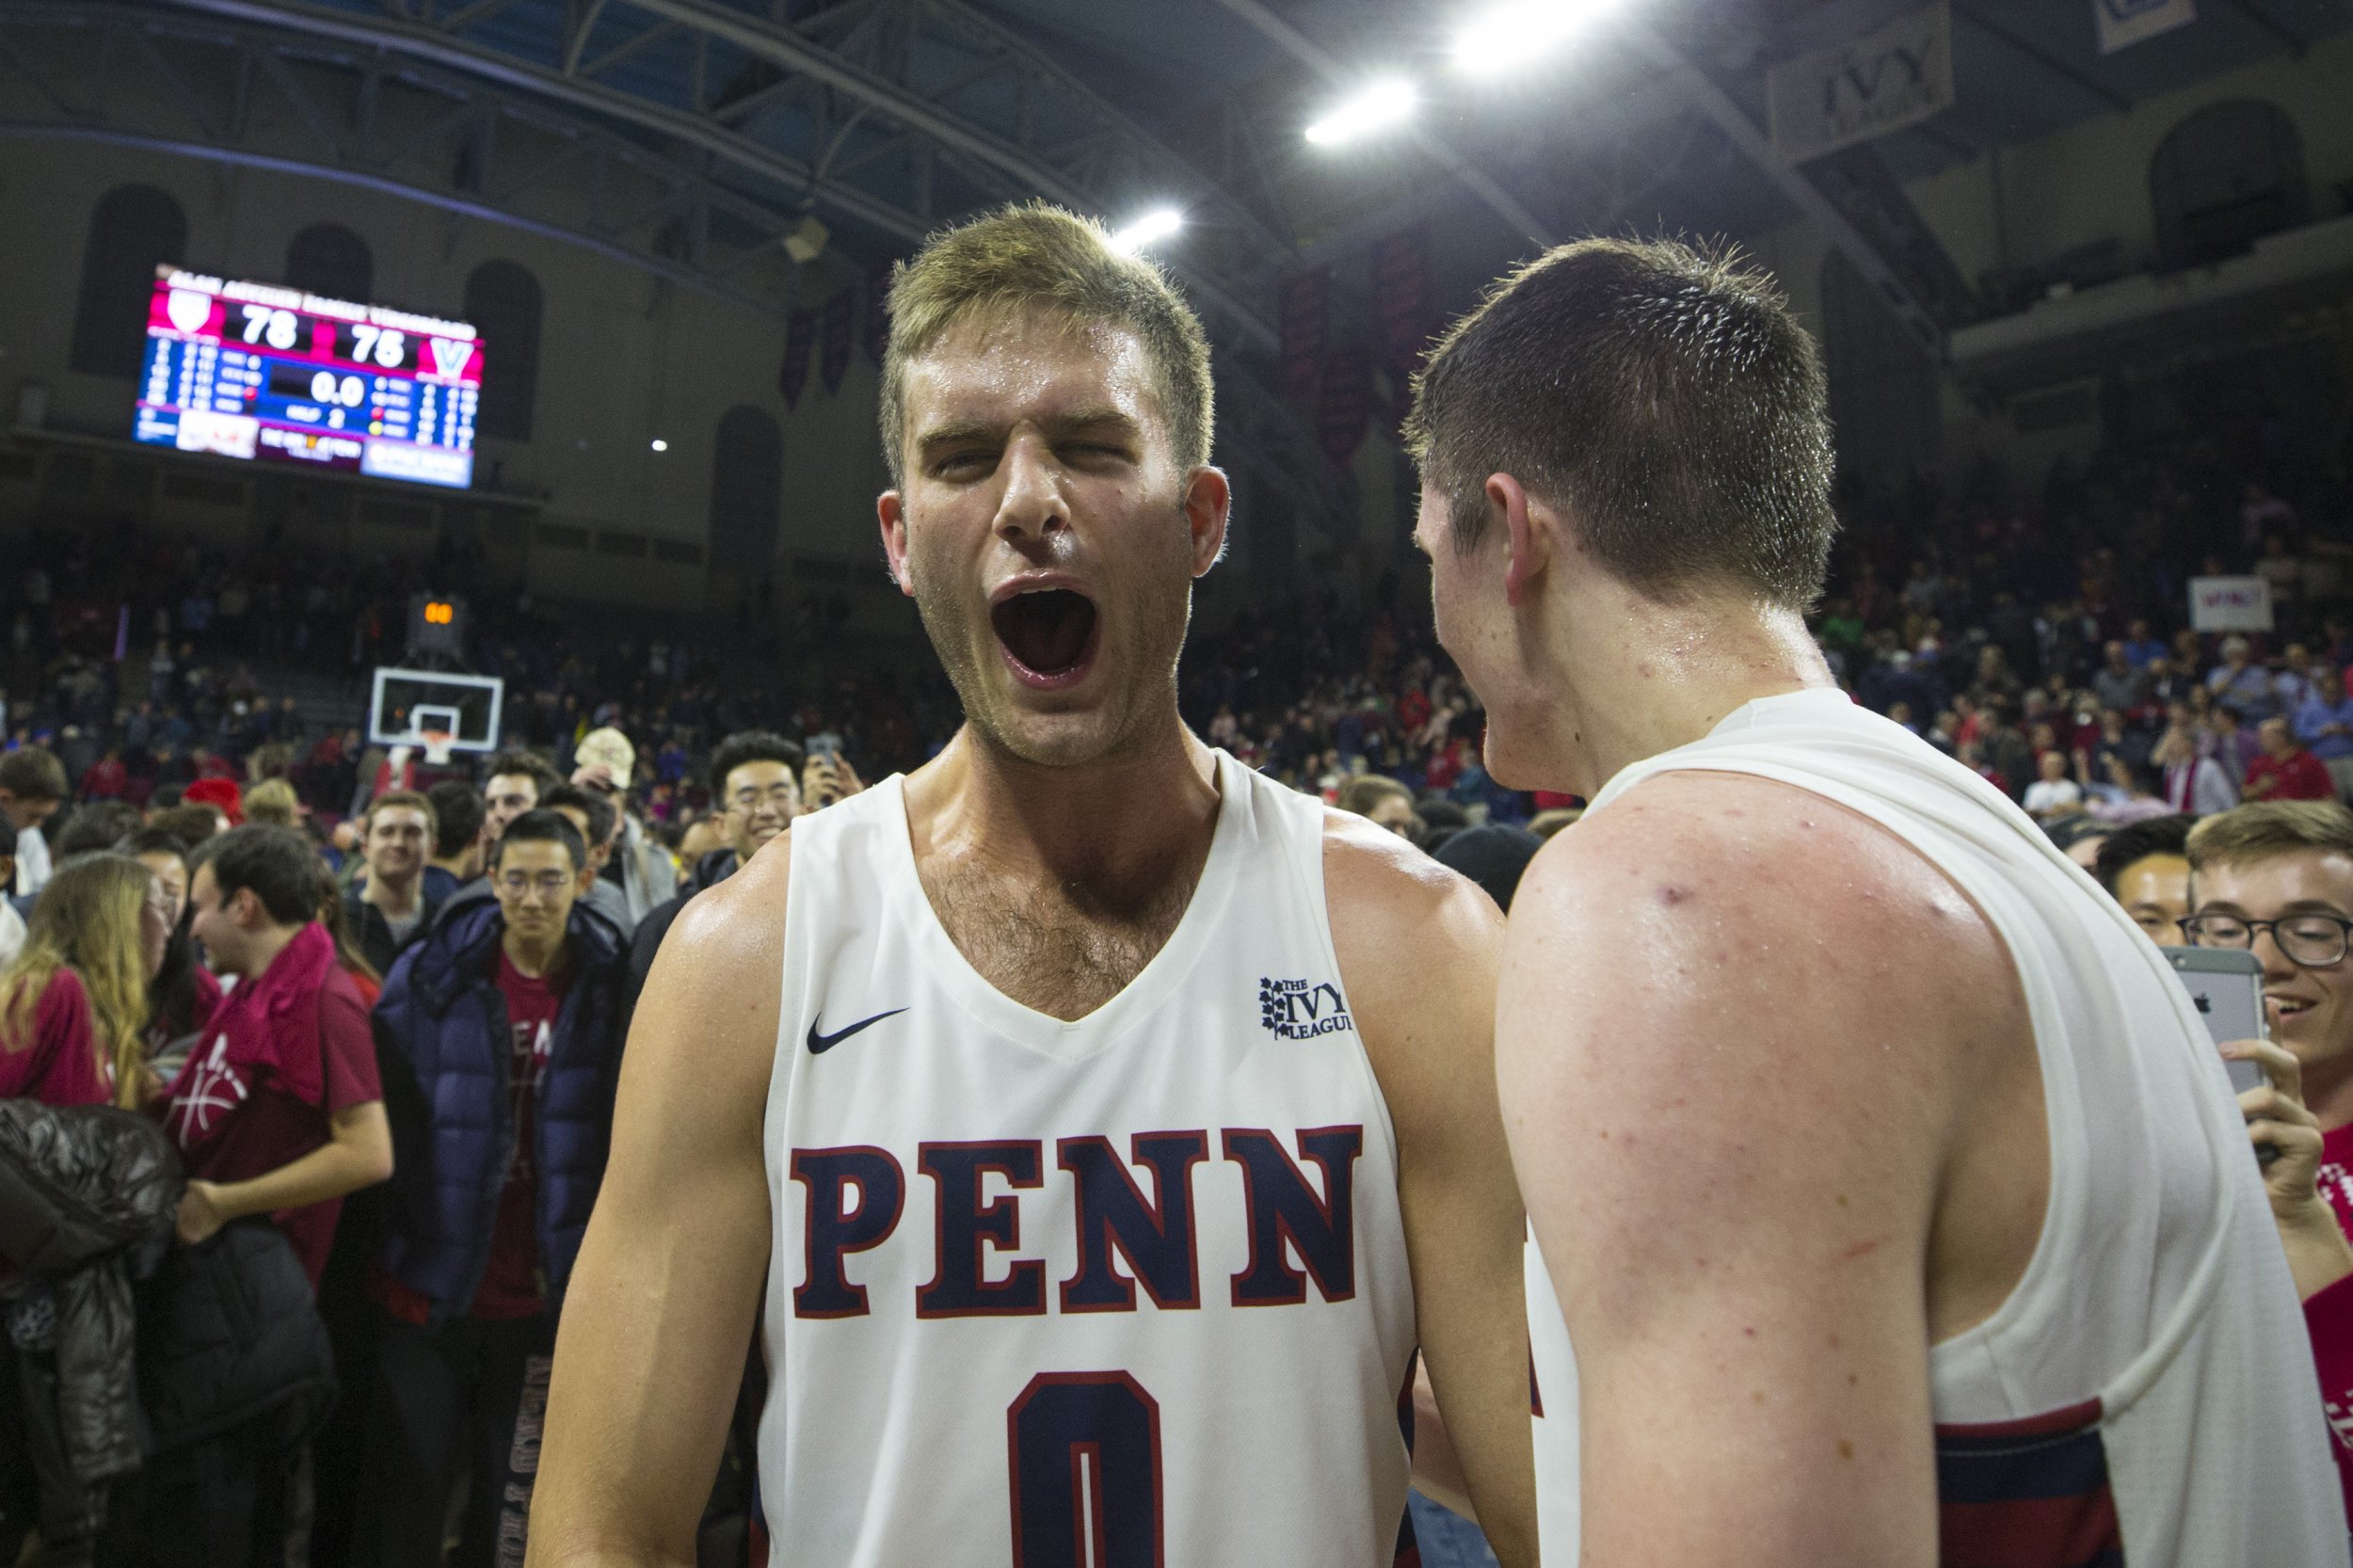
1526, 688, 2348, 1567
758, 751, 1417, 1567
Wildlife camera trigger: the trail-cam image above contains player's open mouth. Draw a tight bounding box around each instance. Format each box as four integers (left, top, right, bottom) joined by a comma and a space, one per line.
991, 586, 1098, 689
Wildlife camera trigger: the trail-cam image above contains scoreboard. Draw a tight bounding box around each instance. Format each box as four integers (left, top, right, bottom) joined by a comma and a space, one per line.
134, 265, 483, 489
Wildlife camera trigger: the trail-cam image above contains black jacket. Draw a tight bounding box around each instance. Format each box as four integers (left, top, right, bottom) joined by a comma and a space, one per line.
623, 846, 739, 1025
342, 888, 443, 980
0, 1101, 183, 1486
136, 1219, 337, 1453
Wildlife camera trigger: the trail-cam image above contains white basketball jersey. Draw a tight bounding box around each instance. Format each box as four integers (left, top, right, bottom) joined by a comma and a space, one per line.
758, 751, 1417, 1567
1525, 688, 2348, 1566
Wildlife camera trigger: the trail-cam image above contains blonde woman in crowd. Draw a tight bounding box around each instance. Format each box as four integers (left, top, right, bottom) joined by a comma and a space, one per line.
0, 853, 174, 1108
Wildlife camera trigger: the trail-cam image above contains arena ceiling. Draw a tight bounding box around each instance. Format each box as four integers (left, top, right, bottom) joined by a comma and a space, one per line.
2, 0, 2347, 521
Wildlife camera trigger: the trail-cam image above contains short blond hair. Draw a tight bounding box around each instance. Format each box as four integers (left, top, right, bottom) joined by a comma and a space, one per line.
2186, 800, 2353, 872
878, 200, 1214, 486
241, 777, 300, 827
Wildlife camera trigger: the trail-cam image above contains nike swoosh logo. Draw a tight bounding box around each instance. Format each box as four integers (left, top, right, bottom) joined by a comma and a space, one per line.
806, 1008, 907, 1055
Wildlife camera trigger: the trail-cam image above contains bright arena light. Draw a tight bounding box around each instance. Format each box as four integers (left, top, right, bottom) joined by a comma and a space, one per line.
1452, 0, 1613, 73
1305, 79, 1419, 146
1110, 207, 1185, 255
649, 439, 668, 452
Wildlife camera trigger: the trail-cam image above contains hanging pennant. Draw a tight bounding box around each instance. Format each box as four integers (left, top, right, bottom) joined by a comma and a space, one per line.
866, 259, 894, 365
1278, 266, 1332, 408
1369, 224, 1433, 397
1319, 336, 1371, 465
821, 287, 856, 393
778, 309, 815, 409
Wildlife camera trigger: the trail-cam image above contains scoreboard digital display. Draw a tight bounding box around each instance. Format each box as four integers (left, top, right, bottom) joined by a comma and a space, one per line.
134, 265, 483, 489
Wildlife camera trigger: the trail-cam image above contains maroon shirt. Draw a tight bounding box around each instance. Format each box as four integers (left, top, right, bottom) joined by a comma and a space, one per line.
2246, 747, 2336, 802
165, 923, 381, 1286
0, 968, 113, 1109
2306, 1122, 2353, 1519
469, 952, 566, 1319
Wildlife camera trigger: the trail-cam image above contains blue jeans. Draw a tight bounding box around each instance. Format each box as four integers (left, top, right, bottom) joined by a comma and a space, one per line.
1408, 1490, 1501, 1568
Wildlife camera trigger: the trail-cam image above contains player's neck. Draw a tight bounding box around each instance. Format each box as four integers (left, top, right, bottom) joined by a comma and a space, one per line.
1541, 586, 1833, 794
918, 716, 1220, 894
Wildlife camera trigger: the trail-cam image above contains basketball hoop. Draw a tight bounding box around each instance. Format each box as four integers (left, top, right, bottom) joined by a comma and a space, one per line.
421, 729, 456, 767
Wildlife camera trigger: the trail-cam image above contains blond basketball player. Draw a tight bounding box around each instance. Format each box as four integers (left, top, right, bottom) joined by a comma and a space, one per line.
1406, 238, 2347, 1566
526, 203, 1535, 1567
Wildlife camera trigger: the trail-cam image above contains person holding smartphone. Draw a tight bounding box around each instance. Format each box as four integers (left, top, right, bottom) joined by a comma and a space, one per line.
2182, 801, 2353, 1515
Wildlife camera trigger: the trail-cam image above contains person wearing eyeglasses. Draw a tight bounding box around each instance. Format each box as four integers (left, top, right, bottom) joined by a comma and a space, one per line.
2182, 800, 2353, 1519
354, 808, 629, 1568
620, 731, 834, 1027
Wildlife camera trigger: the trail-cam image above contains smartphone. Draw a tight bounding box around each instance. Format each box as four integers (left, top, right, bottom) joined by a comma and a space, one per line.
2161, 947, 2267, 1095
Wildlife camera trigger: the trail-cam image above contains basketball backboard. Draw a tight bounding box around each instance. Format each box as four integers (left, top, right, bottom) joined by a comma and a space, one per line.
368, 667, 504, 756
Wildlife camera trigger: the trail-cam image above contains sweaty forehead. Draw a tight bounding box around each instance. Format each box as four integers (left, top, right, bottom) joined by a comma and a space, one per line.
901, 312, 1160, 440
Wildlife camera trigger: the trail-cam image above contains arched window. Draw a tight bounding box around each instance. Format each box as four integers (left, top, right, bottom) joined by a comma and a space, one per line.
1819, 251, 1940, 483
709, 405, 783, 572
70, 184, 186, 377
2152, 100, 2306, 269
285, 223, 373, 301
464, 260, 542, 441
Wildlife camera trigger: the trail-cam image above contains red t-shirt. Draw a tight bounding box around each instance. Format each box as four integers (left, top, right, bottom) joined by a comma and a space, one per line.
469, 952, 566, 1319
0, 968, 113, 1109
164, 923, 382, 1286
2306, 1123, 2353, 1518
2247, 748, 2337, 802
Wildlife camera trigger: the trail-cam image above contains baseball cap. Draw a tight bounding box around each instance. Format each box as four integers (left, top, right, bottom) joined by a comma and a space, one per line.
575, 727, 636, 789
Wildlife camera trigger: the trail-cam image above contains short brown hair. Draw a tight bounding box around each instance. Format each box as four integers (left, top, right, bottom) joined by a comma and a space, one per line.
878, 200, 1214, 486
2187, 801, 2353, 873
1403, 236, 1836, 610
0, 746, 68, 804
364, 790, 439, 838
1337, 775, 1413, 818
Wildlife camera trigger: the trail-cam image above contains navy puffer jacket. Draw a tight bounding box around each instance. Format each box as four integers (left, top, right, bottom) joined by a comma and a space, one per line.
372, 897, 627, 1324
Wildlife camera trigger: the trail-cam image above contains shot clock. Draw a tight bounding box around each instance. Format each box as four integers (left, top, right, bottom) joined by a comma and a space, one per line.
133, 264, 484, 489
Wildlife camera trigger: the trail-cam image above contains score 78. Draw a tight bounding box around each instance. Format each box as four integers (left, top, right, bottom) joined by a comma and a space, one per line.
239, 304, 301, 350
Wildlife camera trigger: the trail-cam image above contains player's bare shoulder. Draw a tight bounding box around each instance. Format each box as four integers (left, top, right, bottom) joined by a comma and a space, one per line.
1512, 768, 2012, 1056
1320, 806, 1503, 1084
636, 819, 797, 1089
1321, 805, 1501, 958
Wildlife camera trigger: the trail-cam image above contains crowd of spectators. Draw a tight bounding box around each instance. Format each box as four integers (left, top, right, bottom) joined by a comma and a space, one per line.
7, 415, 2353, 1560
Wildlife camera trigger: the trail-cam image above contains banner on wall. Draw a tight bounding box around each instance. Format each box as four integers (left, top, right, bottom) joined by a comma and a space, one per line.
778, 309, 815, 408
1278, 267, 1333, 407
2189, 575, 2274, 633
1369, 224, 1433, 399
821, 287, 856, 393
2094, 0, 2195, 54
1767, 3, 1953, 165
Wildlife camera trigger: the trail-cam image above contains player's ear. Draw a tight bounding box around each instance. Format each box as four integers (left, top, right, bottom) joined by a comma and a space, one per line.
1183, 465, 1232, 576
1487, 472, 1549, 608
878, 490, 914, 597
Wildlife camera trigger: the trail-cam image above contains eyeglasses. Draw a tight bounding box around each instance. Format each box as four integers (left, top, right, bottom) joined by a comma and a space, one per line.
731, 785, 798, 810
496, 872, 574, 898
2177, 912, 2353, 968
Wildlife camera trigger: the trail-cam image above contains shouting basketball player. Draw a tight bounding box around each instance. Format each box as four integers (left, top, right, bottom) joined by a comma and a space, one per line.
528, 202, 1536, 1567
1406, 237, 2347, 1564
